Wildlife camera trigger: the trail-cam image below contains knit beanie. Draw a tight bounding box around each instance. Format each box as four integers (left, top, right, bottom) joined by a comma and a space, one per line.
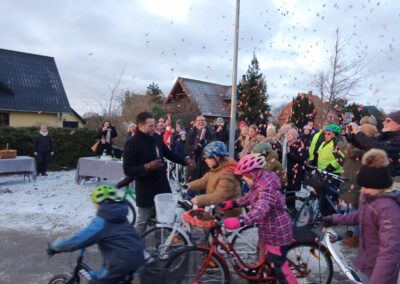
360, 115, 377, 126
387, 110, 400, 124
356, 149, 393, 189
360, 123, 378, 137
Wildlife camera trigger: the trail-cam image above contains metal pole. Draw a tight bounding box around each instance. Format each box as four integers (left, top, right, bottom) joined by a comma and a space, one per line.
228, 0, 240, 157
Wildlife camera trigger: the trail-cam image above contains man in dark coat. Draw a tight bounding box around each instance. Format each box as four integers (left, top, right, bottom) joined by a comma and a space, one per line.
347, 110, 400, 179
185, 115, 214, 181
123, 112, 194, 234
34, 125, 54, 176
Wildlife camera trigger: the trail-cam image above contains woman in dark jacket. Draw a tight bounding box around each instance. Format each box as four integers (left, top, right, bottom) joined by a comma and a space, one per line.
96, 121, 117, 156
286, 129, 308, 209
34, 125, 54, 176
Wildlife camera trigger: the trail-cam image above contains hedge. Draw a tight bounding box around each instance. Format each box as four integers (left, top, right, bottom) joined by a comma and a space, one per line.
0, 127, 98, 170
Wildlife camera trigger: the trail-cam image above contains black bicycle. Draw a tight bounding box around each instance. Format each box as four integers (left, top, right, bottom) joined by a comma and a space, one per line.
48, 249, 135, 284
286, 165, 347, 227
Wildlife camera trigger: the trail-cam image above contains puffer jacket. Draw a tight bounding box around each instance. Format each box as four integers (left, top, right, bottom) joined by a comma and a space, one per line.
188, 158, 242, 217
51, 200, 145, 280
330, 189, 400, 283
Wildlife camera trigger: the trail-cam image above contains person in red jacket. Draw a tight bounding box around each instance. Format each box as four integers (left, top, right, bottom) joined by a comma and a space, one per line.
324, 149, 400, 284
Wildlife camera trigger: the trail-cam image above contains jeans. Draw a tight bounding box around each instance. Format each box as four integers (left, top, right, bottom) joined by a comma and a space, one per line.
135, 207, 153, 235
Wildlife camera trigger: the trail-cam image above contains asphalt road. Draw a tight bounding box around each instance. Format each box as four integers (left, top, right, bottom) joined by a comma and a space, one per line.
0, 228, 357, 284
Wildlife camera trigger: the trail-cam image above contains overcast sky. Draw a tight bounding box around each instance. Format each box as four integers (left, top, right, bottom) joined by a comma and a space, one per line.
1, 0, 399, 115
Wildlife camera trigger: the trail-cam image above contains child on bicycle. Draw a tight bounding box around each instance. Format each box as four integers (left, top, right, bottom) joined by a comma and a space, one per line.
220, 153, 297, 284
186, 141, 242, 217
323, 149, 400, 284
47, 185, 145, 284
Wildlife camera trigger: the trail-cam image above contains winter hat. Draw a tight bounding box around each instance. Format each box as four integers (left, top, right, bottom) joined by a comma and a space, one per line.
387, 110, 400, 124
179, 130, 186, 136
360, 115, 377, 126
360, 123, 378, 137
287, 128, 299, 140
303, 125, 312, 130
356, 149, 393, 189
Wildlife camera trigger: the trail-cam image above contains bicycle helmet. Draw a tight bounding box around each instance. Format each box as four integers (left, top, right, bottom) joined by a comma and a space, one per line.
234, 154, 266, 175
253, 143, 272, 156
91, 185, 118, 203
325, 124, 341, 135
203, 141, 228, 159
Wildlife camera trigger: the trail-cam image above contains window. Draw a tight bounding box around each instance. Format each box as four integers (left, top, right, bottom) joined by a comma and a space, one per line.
63, 121, 78, 128
0, 113, 9, 126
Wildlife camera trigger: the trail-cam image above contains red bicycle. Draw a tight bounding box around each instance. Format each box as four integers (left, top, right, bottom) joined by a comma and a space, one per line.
162, 209, 333, 283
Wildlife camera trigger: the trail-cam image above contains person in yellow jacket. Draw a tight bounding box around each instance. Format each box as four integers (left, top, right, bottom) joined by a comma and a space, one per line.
317, 124, 345, 173
315, 124, 345, 216
186, 141, 242, 217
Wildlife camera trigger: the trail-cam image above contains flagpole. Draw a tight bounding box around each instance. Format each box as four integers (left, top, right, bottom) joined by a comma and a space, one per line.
228, 0, 240, 157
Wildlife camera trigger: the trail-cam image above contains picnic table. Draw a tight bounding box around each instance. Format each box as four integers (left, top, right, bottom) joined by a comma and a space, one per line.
75, 157, 126, 184
0, 156, 37, 181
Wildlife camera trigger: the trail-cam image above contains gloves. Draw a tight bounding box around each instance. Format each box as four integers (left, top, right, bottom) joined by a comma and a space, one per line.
322, 216, 335, 227
223, 217, 243, 230
144, 159, 163, 171
324, 164, 336, 173
219, 200, 236, 211
46, 243, 57, 256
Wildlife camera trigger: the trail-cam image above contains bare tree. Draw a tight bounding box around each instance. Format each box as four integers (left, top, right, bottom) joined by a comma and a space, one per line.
312, 28, 366, 110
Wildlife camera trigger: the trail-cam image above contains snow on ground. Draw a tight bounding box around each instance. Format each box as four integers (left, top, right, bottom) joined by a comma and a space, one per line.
0, 171, 102, 232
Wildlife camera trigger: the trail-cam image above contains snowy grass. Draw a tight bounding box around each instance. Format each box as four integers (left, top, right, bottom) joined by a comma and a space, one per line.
0, 171, 100, 232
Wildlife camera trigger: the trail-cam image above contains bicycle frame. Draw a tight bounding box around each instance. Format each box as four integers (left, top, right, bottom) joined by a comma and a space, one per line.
195, 226, 275, 282
321, 228, 362, 283
65, 249, 95, 283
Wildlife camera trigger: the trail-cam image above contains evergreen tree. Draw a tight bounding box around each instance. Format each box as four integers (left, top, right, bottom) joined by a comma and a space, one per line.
146, 82, 164, 103
290, 94, 316, 129
237, 54, 270, 124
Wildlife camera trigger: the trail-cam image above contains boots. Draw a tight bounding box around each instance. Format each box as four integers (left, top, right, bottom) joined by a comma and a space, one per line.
343, 235, 359, 247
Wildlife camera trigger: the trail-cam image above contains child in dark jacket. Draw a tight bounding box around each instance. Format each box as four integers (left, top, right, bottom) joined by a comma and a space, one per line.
220, 154, 297, 284
47, 185, 144, 284
324, 149, 400, 284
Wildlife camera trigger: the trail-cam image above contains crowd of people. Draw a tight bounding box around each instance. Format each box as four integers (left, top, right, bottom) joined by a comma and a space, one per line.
46, 109, 399, 283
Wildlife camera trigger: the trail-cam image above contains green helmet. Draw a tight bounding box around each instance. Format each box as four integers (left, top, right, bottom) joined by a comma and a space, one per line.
91, 185, 118, 204
253, 143, 272, 156
325, 124, 341, 135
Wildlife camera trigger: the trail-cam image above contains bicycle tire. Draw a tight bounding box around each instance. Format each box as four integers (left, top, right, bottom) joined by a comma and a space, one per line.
142, 226, 188, 260
48, 274, 72, 284
286, 195, 317, 227
125, 200, 136, 225
230, 225, 259, 266
164, 246, 231, 284
287, 241, 333, 284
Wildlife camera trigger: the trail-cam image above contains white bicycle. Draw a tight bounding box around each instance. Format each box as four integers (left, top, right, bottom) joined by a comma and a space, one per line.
142, 187, 259, 271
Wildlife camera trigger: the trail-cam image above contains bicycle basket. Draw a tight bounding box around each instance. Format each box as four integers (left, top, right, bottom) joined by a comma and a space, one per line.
182, 208, 216, 230
154, 193, 176, 224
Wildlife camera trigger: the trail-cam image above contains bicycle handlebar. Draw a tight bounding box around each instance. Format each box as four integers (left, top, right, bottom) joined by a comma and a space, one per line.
305, 164, 347, 182
115, 176, 135, 189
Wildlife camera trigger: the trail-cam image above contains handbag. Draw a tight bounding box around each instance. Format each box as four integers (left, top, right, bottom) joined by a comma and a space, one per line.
90, 140, 100, 153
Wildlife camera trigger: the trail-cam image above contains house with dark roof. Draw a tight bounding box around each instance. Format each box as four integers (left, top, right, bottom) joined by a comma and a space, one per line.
0, 48, 84, 128
165, 77, 231, 122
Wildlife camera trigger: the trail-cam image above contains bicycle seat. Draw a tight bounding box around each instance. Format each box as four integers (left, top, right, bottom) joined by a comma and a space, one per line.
116, 176, 135, 189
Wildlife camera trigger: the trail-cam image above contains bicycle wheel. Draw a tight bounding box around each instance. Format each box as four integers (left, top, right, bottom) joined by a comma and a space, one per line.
230, 225, 259, 266
48, 274, 73, 284
125, 200, 136, 225
287, 241, 333, 284
286, 195, 316, 227
164, 246, 230, 284
142, 226, 188, 263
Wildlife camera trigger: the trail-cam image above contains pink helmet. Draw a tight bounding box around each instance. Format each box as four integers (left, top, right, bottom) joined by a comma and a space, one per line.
234, 154, 266, 175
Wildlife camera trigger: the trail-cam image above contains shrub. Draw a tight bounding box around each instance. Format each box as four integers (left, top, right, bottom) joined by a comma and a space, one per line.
0, 127, 98, 170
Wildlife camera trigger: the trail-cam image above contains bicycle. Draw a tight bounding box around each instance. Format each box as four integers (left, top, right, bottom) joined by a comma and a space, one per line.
115, 176, 138, 225
288, 222, 363, 284
286, 165, 347, 227
47, 249, 135, 284
142, 185, 259, 268
161, 209, 333, 283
